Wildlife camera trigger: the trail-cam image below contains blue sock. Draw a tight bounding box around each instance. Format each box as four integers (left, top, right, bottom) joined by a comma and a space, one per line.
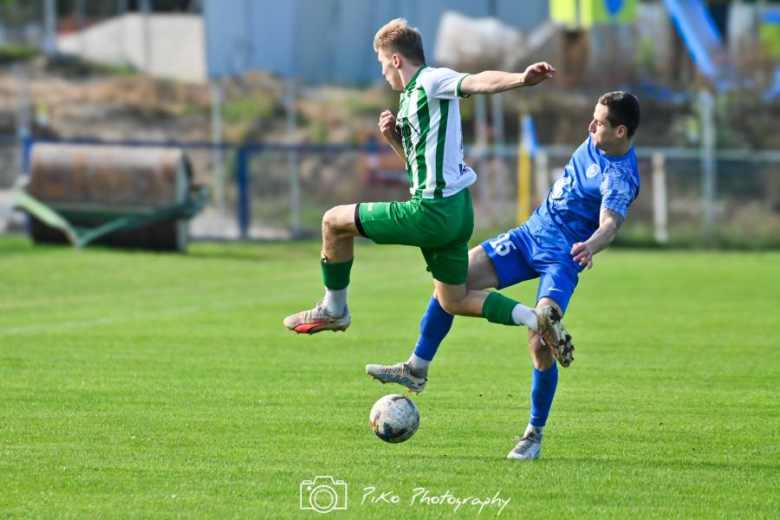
413, 297, 454, 361
529, 363, 558, 427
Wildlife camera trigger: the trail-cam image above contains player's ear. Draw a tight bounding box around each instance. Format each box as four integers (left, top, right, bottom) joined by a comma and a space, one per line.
617, 125, 627, 139
392, 53, 402, 69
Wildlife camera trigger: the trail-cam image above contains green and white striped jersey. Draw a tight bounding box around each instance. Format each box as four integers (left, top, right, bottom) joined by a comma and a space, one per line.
396, 66, 476, 199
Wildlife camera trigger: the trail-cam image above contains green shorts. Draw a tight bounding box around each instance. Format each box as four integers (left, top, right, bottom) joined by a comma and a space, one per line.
356, 189, 474, 285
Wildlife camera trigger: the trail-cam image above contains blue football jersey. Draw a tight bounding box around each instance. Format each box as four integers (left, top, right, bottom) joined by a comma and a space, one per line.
525, 134, 640, 249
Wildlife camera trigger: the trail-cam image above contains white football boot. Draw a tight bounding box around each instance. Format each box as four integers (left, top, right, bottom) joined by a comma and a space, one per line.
283, 299, 350, 334
365, 362, 427, 394
508, 425, 543, 461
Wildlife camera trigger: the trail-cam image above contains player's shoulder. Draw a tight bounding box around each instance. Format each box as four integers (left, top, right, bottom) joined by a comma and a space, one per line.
419, 66, 462, 85
601, 147, 638, 181
422, 65, 460, 76
600, 156, 640, 199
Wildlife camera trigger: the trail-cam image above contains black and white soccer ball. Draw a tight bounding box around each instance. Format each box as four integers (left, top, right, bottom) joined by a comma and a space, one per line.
369, 394, 420, 443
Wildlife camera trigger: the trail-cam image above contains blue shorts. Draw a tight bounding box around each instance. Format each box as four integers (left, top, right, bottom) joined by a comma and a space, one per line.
480, 225, 581, 313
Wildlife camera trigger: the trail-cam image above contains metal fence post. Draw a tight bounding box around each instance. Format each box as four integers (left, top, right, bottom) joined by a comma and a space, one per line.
533, 150, 549, 204
652, 152, 669, 245
236, 146, 250, 240
699, 90, 716, 239
210, 80, 226, 212
21, 135, 34, 175
286, 79, 301, 237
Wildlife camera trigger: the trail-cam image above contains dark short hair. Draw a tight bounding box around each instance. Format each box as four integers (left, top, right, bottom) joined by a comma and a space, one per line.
598, 91, 641, 139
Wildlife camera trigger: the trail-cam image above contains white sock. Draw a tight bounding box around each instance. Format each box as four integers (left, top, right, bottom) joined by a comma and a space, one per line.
324, 288, 347, 317
407, 354, 430, 375
524, 424, 544, 439
511, 304, 538, 330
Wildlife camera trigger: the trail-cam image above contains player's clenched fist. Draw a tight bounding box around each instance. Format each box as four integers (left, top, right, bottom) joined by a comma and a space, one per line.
378, 110, 399, 142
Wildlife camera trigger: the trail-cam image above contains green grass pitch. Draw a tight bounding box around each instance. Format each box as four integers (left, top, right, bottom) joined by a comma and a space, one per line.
0, 235, 777, 518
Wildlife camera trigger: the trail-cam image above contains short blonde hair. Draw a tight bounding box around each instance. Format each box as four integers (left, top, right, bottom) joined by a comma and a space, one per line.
373, 18, 426, 65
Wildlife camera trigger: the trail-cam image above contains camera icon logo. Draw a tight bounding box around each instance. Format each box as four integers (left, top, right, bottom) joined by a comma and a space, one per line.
299, 476, 348, 514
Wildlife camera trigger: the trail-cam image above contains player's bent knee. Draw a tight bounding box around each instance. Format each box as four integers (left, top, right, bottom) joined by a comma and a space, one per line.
437, 296, 462, 316
322, 206, 341, 228
322, 205, 354, 235
322, 207, 335, 228
438, 300, 458, 316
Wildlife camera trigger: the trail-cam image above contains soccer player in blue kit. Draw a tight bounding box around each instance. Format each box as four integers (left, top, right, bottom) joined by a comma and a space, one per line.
367, 91, 642, 460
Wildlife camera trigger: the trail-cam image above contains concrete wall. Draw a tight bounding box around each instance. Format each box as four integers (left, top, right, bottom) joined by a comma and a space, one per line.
57, 13, 206, 83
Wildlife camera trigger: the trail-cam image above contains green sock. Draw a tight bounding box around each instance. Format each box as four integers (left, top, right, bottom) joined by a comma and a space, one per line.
321, 258, 353, 291
482, 291, 520, 326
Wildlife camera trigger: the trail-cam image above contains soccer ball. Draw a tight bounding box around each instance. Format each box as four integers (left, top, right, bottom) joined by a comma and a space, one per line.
369, 394, 420, 443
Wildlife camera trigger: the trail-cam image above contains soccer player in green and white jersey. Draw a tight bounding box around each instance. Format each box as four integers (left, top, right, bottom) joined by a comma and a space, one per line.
284, 18, 571, 364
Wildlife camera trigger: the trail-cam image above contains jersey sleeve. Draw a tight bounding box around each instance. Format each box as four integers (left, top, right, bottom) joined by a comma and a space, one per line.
421, 67, 471, 99
599, 163, 639, 218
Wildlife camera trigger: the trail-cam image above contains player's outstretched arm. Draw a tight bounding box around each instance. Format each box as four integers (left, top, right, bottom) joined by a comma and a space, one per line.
459, 62, 556, 95
378, 110, 406, 162
571, 208, 625, 269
